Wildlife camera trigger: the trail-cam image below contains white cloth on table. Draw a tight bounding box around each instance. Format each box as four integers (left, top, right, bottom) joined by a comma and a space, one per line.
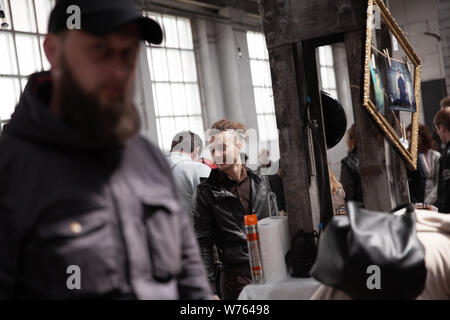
238, 277, 322, 300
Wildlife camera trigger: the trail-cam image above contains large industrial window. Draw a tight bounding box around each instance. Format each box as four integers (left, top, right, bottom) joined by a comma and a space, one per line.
0, 0, 54, 128
318, 45, 338, 99
246, 31, 279, 159
145, 12, 205, 152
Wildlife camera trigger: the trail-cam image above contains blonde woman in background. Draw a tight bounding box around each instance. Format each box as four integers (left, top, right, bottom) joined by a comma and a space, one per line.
330, 168, 346, 214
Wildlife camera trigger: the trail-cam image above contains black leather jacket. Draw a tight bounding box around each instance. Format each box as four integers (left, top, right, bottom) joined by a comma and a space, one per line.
192, 168, 273, 282
341, 148, 363, 203
437, 142, 450, 213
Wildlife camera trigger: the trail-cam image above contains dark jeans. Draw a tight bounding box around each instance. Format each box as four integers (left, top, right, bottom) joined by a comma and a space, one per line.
220, 264, 252, 300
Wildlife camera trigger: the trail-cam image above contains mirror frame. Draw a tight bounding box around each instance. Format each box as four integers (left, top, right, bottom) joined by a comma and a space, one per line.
364, 0, 421, 170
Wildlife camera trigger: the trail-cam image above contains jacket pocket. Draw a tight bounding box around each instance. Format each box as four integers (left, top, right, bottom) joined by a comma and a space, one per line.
31, 206, 119, 297
37, 205, 107, 241
141, 198, 183, 283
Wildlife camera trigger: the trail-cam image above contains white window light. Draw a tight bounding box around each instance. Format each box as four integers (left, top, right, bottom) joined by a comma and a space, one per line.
0, 0, 55, 127
145, 12, 205, 152
247, 31, 279, 161
318, 45, 338, 99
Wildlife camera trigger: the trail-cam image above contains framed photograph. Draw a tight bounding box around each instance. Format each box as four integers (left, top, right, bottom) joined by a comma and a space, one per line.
386, 60, 416, 112
363, 0, 421, 169
370, 63, 385, 113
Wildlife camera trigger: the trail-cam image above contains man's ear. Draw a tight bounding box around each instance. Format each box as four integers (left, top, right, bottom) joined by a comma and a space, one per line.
236, 140, 243, 152
43, 34, 63, 70
192, 146, 201, 160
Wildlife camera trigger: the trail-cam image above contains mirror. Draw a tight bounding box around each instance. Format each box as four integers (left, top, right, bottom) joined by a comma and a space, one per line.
363, 0, 421, 169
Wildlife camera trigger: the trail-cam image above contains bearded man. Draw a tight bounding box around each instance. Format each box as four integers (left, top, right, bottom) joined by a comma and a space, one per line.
0, 0, 211, 300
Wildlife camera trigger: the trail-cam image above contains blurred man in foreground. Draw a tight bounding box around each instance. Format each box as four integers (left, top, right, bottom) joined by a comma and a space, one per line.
0, 0, 210, 299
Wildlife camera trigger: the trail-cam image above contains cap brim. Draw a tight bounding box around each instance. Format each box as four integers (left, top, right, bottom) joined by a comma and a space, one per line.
81, 14, 163, 45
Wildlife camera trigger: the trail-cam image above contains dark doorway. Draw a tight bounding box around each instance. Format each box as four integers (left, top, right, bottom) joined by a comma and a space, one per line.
422, 79, 447, 130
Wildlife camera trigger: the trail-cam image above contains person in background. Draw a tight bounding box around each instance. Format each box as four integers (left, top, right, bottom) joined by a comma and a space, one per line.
256, 149, 272, 175
167, 131, 221, 298
433, 108, 450, 214
432, 97, 450, 153
407, 154, 427, 204
167, 131, 211, 215
406, 124, 441, 205
329, 168, 345, 213
192, 119, 273, 300
268, 160, 286, 215
340, 124, 363, 203
431, 130, 444, 154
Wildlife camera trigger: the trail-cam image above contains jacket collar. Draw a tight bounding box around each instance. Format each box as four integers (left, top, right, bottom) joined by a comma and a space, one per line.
208, 167, 261, 186
168, 152, 193, 164
349, 147, 358, 157
205, 167, 262, 201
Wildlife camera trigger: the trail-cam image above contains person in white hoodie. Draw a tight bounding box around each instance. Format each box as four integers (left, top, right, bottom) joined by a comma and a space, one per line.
167, 131, 211, 215
311, 209, 450, 300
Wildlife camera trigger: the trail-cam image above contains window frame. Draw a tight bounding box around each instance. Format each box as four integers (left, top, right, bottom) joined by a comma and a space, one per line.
144, 11, 207, 152
246, 30, 279, 148
317, 45, 339, 100
0, 0, 54, 126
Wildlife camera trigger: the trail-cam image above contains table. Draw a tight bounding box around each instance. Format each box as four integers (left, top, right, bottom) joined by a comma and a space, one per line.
238, 277, 322, 300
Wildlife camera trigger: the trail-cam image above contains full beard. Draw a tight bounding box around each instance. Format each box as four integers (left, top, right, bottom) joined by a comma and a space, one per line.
54, 57, 140, 147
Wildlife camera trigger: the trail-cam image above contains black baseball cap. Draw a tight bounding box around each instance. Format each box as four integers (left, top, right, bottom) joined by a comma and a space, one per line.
48, 0, 163, 44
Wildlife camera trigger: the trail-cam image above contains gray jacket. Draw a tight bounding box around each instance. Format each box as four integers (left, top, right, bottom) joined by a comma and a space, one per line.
0, 71, 211, 299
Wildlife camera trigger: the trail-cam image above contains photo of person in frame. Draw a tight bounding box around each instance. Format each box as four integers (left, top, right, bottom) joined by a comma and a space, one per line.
370, 63, 385, 114
386, 60, 416, 112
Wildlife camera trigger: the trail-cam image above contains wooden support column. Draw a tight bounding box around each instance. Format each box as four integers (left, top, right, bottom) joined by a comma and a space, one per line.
268, 39, 335, 237
297, 40, 334, 229
260, 0, 409, 237
269, 43, 315, 235
344, 30, 409, 211
259, 0, 366, 237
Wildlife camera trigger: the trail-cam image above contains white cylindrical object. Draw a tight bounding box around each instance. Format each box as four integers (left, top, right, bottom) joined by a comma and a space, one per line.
257, 216, 290, 283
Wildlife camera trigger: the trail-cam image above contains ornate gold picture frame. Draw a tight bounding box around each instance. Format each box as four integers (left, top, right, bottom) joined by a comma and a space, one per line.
364, 0, 421, 169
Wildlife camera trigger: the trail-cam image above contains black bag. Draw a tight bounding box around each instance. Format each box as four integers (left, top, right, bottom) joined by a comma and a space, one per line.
310, 202, 427, 299
285, 230, 318, 278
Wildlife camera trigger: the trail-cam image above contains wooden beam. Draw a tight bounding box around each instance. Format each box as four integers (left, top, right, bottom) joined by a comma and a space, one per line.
269, 43, 315, 236
259, 0, 365, 48
344, 29, 409, 211
300, 40, 334, 227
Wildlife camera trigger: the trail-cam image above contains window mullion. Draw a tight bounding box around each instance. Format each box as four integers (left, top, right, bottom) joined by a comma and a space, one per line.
7, 0, 21, 94
32, 0, 44, 71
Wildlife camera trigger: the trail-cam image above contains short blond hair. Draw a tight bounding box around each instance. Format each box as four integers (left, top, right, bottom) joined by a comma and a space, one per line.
211, 119, 247, 132
209, 119, 247, 143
